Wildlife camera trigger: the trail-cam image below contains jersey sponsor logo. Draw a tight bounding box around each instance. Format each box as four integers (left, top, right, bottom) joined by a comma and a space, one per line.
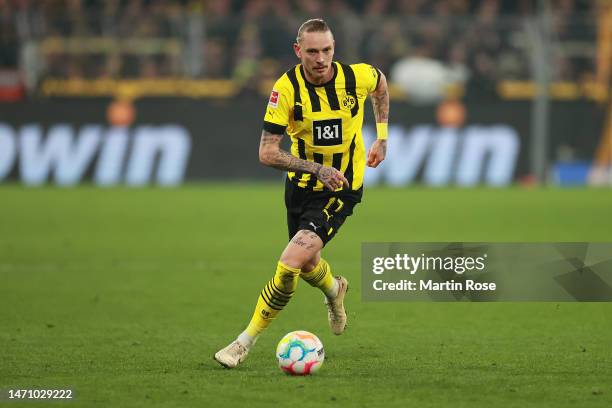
341, 94, 356, 110
313, 118, 342, 146
269, 90, 279, 108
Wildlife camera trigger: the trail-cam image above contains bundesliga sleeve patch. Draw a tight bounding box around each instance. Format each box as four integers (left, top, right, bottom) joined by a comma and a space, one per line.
268, 90, 279, 108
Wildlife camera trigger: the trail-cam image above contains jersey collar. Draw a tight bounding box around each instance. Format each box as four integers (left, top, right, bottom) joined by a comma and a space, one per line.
299, 62, 338, 87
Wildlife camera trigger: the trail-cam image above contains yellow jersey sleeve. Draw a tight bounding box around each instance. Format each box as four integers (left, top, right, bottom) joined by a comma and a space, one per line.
263, 76, 292, 135
352, 63, 381, 94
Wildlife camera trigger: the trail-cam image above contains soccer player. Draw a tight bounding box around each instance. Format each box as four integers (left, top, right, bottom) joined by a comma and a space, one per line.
214, 18, 389, 368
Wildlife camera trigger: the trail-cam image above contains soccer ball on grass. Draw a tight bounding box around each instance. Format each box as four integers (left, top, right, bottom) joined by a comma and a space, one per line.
276, 330, 324, 375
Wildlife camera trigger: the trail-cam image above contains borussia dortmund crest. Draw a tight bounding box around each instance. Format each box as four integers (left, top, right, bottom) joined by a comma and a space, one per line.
342, 94, 356, 110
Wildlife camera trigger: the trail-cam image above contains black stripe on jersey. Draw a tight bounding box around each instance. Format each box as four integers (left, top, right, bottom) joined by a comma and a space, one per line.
299, 67, 322, 112
291, 138, 307, 184
297, 138, 307, 159
298, 138, 307, 160
306, 153, 324, 189
324, 81, 340, 110
344, 134, 357, 189
339, 63, 359, 117
332, 153, 342, 171
286, 67, 303, 121
375, 68, 383, 91
305, 83, 321, 112
263, 121, 287, 135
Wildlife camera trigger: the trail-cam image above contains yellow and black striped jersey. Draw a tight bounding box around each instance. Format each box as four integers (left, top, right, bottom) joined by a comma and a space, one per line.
263, 61, 381, 191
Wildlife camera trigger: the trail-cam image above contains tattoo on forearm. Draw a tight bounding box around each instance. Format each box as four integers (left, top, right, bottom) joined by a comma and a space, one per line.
316, 167, 335, 185
274, 150, 322, 174
260, 132, 282, 147
372, 88, 389, 123
260, 130, 322, 175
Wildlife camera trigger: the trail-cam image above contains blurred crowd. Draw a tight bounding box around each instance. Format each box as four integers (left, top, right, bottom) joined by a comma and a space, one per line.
0, 0, 602, 99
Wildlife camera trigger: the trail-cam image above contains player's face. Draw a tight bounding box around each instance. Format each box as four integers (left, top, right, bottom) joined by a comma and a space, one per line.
294, 31, 335, 84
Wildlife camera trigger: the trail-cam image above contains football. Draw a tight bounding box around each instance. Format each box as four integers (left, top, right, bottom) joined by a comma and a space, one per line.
276, 330, 325, 375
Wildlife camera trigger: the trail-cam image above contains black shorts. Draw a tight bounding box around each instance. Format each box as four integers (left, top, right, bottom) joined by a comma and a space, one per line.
285, 177, 363, 246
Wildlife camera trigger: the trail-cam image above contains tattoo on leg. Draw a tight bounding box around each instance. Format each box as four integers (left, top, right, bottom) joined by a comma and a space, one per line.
291, 231, 320, 246
291, 236, 308, 247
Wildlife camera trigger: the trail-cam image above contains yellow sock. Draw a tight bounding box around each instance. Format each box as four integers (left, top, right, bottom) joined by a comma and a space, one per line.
300, 258, 338, 298
243, 261, 300, 339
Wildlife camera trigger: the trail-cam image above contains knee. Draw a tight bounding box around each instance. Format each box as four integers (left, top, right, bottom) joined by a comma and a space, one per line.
280, 230, 323, 269
301, 253, 321, 273
280, 252, 308, 270
281, 252, 320, 272
301, 259, 317, 273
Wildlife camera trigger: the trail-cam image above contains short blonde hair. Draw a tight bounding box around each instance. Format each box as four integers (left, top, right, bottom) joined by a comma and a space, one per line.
296, 18, 332, 43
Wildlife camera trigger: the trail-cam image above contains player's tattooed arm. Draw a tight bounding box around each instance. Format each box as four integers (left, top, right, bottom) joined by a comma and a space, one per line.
367, 71, 389, 168
371, 71, 389, 124
259, 130, 348, 190
259, 131, 320, 173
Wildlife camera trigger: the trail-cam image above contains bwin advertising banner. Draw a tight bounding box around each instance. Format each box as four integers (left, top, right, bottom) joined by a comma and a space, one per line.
0, 99, 604, 186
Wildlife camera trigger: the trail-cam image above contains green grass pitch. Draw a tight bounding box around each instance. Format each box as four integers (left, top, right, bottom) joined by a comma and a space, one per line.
1, 184, 611, 407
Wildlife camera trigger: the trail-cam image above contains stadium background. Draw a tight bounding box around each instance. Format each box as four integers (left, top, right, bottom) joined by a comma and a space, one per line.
0, 0, 610, 186
1, 1, 612, 407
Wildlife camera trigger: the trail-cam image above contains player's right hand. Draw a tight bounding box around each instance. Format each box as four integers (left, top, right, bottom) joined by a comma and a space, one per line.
316, 165, 349, 191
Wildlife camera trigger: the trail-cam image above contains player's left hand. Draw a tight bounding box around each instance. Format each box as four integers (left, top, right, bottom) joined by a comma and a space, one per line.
367, 139, 387, 168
